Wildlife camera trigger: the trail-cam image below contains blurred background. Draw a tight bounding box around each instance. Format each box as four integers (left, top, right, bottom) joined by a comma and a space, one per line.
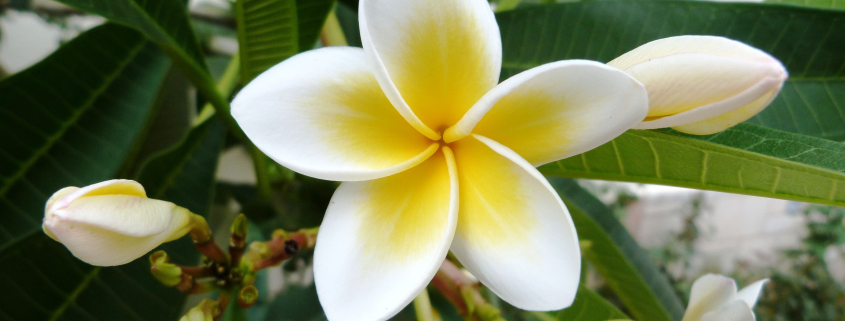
2, 0, 843, 320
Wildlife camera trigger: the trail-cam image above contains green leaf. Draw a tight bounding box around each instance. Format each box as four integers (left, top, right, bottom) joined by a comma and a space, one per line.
0, 23, 175, 320
296, 0, 338, 51
53, 0, 228, 115
765, 0, 845, 11
236, 0, 337, 83
497, 2, 845, 142
541, 125, 845, 207
335, 2, 362, 48
747, 80, 845, 141
136, 119, 226, 224
497, 2, 845, 206
236, 0, 299, 83
551, 286, 629, 321
549, 178, 685, 321
264, 283, 325, 321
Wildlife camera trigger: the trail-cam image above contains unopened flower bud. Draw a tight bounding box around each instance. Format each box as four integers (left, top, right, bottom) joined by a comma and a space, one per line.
180, 299, 221, 321
42, 180, 197, 266
608, 36, 788, 135
150, 251, 182, 287
238, 285, 259, 309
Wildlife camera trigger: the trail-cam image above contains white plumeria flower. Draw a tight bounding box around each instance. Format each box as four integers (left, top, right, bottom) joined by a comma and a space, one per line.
683, 274, 768, 321
609, 35, 788, 135
231, 0, 648, 319
43, 179, 194, 266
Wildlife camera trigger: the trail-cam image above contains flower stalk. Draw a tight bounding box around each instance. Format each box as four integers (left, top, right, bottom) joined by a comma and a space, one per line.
188, 215, 229, 265
229, 214, 249, 267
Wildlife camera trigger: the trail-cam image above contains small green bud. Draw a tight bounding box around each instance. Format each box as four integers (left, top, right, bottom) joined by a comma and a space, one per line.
231, 214, 249, 239
149, 250, 170, 265
238, 285, 259, 309
150, 261, 183, 287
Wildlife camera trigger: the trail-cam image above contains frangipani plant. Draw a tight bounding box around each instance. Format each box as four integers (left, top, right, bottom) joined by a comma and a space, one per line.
1, 0, 842, 320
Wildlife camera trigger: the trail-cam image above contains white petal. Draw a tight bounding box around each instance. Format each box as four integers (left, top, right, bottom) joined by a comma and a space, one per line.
700, 301, 757, 321
314, 148, 458, 321
47, 201, 192, 266
449, 135, 580, 310
628, 54, 785, 130
609, 36, 781, 71
736, 279, 768, 309
47, 179, 146, 214
445, 60, 648, 166
360, 0, 501, 137
48, 195, 180, 237
683, 274, 738, 321
231, 47, 438, 182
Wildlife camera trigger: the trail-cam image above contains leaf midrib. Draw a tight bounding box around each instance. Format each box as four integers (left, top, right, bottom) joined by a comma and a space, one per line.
546, 129, 845, 205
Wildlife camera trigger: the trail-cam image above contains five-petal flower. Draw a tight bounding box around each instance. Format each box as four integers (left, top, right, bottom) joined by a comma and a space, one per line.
231, 0, 649, 319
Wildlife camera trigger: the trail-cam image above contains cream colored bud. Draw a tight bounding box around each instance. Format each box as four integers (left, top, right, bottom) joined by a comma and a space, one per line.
608, 36, 788, 135
42, 179, 194, 266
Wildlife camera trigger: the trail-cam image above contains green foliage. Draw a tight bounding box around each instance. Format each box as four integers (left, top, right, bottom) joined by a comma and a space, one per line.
550, 178, 685, 321
236, 0, 336, 83
0, 23, 176, 320
51, 0, 237, 133
236, 0, 299, 83
497, 1, 845, 143
295, 0, 337, 51
542, 126, 845, 207
755, 206, 845, 320
496, 2, 845, 208
4, 0, 845, 320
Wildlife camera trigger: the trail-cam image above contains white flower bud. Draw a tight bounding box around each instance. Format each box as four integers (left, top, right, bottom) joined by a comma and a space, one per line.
42, 179, 194, 266
608, 36, 788, 135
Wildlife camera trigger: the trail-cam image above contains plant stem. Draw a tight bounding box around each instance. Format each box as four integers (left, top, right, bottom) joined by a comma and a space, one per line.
413, 288, 436, 321
248, 144, 273, 200
192, 53, 272, 199
320, 9, 348, 46
193, 52, 241, 126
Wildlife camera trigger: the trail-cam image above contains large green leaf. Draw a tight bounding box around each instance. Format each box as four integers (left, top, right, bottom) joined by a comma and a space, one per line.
0, 23, 173, 320
497, 2, 845, 206
497, 1, 845, 141
550, 178, 685, 321
542, 125, 845, 207
52, 0, 230, 115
